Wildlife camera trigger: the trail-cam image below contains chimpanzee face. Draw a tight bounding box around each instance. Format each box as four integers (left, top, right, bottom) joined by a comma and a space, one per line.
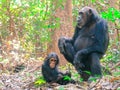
44, 52, 59, 69
77, 7, 92, 28
49, 58, 57, 69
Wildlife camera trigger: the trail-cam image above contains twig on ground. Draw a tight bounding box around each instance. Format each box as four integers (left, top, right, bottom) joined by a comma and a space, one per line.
110, 61, 120, 71
89, 78, 101, 90
112, 83, 120, 90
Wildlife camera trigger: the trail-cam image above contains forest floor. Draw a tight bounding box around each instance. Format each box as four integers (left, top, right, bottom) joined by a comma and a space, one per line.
0, 59, 120, 90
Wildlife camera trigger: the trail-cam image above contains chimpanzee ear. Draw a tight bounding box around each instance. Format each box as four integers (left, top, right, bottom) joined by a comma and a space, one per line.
89, 9, 92, 15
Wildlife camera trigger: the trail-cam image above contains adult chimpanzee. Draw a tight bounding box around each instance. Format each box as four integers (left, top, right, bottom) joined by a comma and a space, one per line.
58, 6, 109, 81
42, 52, 75, 85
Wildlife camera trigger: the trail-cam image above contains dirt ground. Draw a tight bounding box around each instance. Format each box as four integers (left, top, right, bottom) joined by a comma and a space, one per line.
0, 60, 120, 90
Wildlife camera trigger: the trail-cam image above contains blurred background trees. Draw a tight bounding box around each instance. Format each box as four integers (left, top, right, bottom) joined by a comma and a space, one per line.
0, 0, 120, 65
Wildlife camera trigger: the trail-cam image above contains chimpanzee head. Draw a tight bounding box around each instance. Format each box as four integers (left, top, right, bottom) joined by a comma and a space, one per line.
44, 52, 59, 69
77, 6, 99, 28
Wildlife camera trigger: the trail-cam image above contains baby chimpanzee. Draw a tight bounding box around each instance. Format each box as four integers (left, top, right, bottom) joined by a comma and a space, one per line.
42, 52, 75, 85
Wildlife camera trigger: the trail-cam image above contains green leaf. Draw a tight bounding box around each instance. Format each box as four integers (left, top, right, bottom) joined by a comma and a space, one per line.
34, 79, 46, 85
63, 75, 71, 81
34, 76, 46, 86
101, 7, 120, 22
88, 77, 97, 82
83, 71, 91, 75
73, 73, 79, 77
79, 78, 83, 82
113, 72, 120, 76
58, 86, 65, 90
114, 10, 120, 19
91, 0, 96, 3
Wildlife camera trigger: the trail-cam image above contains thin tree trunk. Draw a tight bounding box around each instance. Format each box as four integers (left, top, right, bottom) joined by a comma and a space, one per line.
47, 0, 73, 65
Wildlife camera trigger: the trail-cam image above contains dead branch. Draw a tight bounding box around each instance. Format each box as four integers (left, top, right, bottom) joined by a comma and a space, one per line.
89, 78, 101, 90
110, 61, 120, 71
112, 83, 120, 90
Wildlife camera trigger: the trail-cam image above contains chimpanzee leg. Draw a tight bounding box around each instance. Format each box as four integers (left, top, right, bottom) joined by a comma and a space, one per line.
74, 55, 91, 81
89, 53, 102, 77
80, 71, 91, 81
58, 38, 75, 64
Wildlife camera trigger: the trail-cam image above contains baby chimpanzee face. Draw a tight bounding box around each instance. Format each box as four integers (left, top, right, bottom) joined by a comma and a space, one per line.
49, 58, 57, 68
45, 52, 59, 69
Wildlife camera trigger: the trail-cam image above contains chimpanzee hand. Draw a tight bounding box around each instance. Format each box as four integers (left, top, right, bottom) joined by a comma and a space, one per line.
77, 49, 88, 55
73, 49, 88, 68
58, 73, 64, 78
58, 37, 66, 54
73, 53, 85, 68
57, 73, 63, 80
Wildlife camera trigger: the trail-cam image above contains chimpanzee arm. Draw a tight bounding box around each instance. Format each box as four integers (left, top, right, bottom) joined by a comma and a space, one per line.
77, 19, 109, 55
85, 19, 108, 54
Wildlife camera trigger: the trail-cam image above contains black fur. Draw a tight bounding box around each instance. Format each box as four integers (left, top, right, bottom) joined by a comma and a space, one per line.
42, 52, 75, 85
58, 6, 109, 81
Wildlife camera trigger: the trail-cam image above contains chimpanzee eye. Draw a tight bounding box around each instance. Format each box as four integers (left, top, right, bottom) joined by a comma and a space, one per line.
78, 14, 82, 20
79, 12, 83, 15
50, 58, 56, 62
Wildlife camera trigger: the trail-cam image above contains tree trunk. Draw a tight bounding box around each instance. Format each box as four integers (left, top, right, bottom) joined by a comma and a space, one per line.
109, 0, 120, 41
47, 0, 73, 65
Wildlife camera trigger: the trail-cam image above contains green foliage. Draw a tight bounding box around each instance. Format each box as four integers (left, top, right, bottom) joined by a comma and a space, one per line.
58, 86, 65, 90
79, 78, 83, 82
101, 7, 120, 22
34, 76, 46, 87
88, 75, 101, 82
0, 0, 62, 53
73, 73, 79, 79
22, 0, 53, 44
83, 71, 91, 75
63, 75, 71, 81
102, 45, 120, 63
91, 0, 96, 3
113, 71, 120, 77
101, 7, 120, 64
102, 66, 111, 76
73, 72, 83, 82
88, 77, 97, 82
0, 57, 3, 62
